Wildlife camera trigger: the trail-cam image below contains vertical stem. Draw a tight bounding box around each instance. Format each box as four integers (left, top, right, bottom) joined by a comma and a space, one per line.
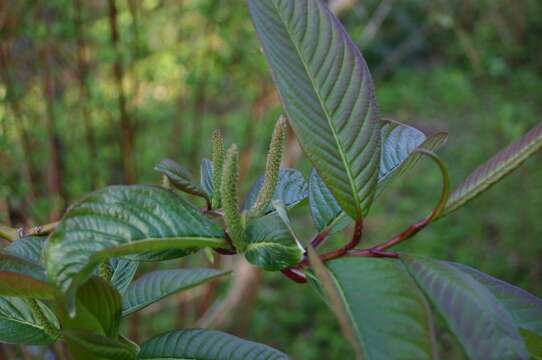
73, 0, 98, 189
108, 0, 136, 184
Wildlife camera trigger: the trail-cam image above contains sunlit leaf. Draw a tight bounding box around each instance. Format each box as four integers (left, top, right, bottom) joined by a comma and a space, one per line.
138, 329, 288, 360
442, 122, 542, 217
244, 213, 303, 271
122, 269, 229, 316
520, 328, 542, 360
250, 0, 381, 220
402, 255, 529, 359
242, 169, 308, 214
45, 185, 227, 299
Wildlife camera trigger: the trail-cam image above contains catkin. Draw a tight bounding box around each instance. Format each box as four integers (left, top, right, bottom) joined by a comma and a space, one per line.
211, 129, 225, 209
221, 145, 246, 251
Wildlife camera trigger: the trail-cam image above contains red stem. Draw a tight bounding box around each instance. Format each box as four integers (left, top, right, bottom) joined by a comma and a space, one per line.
372, 214, 432, 252
281, 268, 307, 283
310, 228, 330, 248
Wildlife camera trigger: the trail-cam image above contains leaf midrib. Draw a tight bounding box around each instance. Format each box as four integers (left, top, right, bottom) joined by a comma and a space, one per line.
271, 0, 362, 217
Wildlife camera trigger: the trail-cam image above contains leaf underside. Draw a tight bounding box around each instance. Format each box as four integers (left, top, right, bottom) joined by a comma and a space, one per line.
200, 159, 215, 198
0, 253, 54, 299
442, 122, 542, 216
154, 159, 208, 199
249, 0, 381, 219
45, 185, 226, 298
138, 329, 288, 360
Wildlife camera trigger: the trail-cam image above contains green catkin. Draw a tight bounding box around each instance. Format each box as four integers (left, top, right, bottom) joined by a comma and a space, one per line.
27, 299, 60, 340
99, 261, 113, 281
251, 116, 287, 217
221, 145, 246, 252
211, 129, 225, 209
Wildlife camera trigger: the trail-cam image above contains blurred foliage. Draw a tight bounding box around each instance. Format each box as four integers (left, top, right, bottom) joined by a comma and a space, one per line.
0, 0, 541, 358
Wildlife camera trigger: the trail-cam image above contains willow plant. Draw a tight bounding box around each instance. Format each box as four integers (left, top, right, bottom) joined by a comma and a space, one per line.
1, 0, 542, 359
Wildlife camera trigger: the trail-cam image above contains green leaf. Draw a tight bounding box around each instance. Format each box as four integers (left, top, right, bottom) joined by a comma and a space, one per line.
244, 213, 303, 271
242, 169, 308, 214
450, 262, 542, 335
520, 328, 542, 360
64, 330, 138, 360
201, 158, 214, 199
58, 276, 122, 338
5, 236, 45, 264
45, 185, 227, 298
109, 258, 138, 295
138, 329, 288, 360
402, 255, 529, 359
249, 0, 381, 220
0, 252, 54, 299
0, 296, 58, 345
323, 257, 437, 360
442, 122, 542, 217
122, 269, 229, 316
154, 159, 209, 200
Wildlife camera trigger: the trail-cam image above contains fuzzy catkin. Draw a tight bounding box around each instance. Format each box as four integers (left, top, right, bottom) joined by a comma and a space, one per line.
211, 129, 225, 209
27, 299, 60, 340
221, 145, 245, 251
251, 116, 287, 217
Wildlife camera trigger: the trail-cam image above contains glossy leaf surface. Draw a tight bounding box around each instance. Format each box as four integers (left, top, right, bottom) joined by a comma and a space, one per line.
154, 159, 209, 199
200, 158, 214, 198
5, 236, 45, 264
242, 169, 308, 214
0, 296, 58, 345
250, 0, 381, 219
122, 268, 228, 316
326, 258, 437, 360
442, 122, 542, 216
45, 185, 226, 297
138, 329, 288, 360
402, 255, 529, 359
109, 258, 139, 295
244, 213, 303, 271
0, 252, 54, 299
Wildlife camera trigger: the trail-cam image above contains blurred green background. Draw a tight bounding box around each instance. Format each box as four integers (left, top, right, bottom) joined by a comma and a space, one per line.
0, 0, 541, 358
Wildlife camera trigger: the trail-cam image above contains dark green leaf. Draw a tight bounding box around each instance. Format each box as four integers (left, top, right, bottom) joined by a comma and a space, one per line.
249, 0, 381, 220
138, 329, 288, 359
154, 159, 209, 199
442, 122, 542, 217
0, 296, 58, 345
64, 330, 138, 360
58, 276, 122, 337
324, 258, 437, 360
402, 255, 529, 359
242, 169, 308, 214
520, 328, 542, 360
122, 269, 229, 316
5, 236, 45, 264
244, 213, 303, 271
450, 262, 542, 335
201, 158, 214, 198
109, 258, 139, 295
45, 185, 227, 298
0, 252, 54, 299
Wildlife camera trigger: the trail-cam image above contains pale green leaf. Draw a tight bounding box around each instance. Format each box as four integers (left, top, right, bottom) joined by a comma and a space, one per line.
122, 269, 229, 316
154, 159, 209, 199
138, 329, 288, 359
110, 258, 139, 295
5, 236, 45, 264
200, 158, 214, 198
520, 328, 542, 360
250, 0, 381, 219
64, 330, 138, 360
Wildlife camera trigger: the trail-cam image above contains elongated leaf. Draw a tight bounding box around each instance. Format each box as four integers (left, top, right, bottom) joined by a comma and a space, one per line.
402, 255, 529, 359
5, 236, 45, 264
450, 262, 542, 335
201, 158, 214, 198
110, 258, 138, 295
138, 329, 288, 360
309, 169, 351, 233
58, 276, 122, 337
155, 159, 209, 199
244, 213, 303, 271
122, 269, 228, 316
0, 253, 54, 299
242, 169, 308, 214
307, 247, 363, 358
520, 328, 542, 360
442, 122, 542, 216
45, 185, 227, 298
0, 296, 58, 345
324, 258, 437, 360
250, 0, 381, 220
64, 330, 137, 360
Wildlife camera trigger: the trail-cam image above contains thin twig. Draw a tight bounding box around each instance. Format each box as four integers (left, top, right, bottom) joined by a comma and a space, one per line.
17, 221, 60, 238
